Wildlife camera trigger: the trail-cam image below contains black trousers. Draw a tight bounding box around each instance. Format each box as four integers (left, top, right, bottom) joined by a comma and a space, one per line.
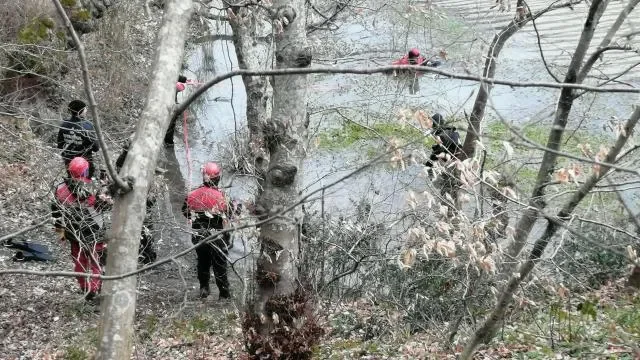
164, 117, 178, 145
193, 234, 230, 297
138, 225, 157, 265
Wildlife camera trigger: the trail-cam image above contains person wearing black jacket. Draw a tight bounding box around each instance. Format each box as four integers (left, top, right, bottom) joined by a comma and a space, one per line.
115, 142, 158, 264
57, 100, 99, 178
425, 113, 462, 170
425, 113, 463, 211
165, 75, 190, 146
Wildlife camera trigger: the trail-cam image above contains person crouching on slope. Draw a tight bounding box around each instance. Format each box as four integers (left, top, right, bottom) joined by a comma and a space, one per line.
183, 162, 241, 299
51, 157, 112, 302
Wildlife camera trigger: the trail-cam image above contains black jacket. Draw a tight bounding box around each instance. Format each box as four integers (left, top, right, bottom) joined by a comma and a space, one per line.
428, 127, 461, 166
57, 115, 99, 161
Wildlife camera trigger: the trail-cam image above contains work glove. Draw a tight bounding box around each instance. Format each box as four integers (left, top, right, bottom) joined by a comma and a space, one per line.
53, 227, 65, 242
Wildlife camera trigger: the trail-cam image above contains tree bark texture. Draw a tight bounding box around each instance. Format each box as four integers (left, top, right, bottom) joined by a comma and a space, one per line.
577, 0, 640, 82
460, 0, 584, 161
461, 103, 639, 359
96, 1, 193, 359
228, 6, 272, 177
506, 0, 609, 261
243, 0, 322, 357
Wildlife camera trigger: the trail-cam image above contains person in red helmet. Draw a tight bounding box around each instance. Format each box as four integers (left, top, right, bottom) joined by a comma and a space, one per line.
392, 48, 442, 94
183, 162, 240, 299
51, 157, 112, 303
165, 75, 198, 146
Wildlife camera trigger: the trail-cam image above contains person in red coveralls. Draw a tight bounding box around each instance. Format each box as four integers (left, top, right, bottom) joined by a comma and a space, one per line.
183, 162, 240, 299
51, 157, 111, 303
392, 48, 441, 94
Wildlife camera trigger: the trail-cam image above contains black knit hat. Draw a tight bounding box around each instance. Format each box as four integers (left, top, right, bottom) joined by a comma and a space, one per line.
68, 100, 87, 115
432, 113, 444, 127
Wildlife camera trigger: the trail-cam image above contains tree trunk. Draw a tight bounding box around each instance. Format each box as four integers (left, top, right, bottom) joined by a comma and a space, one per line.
96, 1, 193, 359
505, 0, 609, 261
242, 0, 322, 357
461, 103, 640, 359
228, 7, 272, 176
459, 0, 583, 161
577, 0, 640, 82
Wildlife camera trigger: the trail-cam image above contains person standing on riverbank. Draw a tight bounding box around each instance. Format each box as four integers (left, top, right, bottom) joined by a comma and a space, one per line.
165, 75, 197, 146
392, 49, 442, 94
57, 100, 100, 178
183, 162, 240, 299
51, 157, 112, 303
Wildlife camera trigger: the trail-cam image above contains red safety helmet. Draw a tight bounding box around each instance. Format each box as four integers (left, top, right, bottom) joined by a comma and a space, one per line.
68, 157, 90, 179
408, 48, 420, 57
202, 162, 221, 182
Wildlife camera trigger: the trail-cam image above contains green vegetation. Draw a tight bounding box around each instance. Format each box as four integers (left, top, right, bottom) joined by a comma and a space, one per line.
61, 0, 78, 7
71, 9, 92, 22
485, 120, 610, 157
497, 293, 640, 359
64, 345, 90, 360
171, 314, 218, 341
317, 121, 432, 149
483, 120, 613, 194
139, 314, 159, 341
17, 16, 55, 44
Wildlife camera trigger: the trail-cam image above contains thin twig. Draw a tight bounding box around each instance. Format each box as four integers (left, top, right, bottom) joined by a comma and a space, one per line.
0, 219, 50, 243
497, 119, 640, 176
51, 0, 131, 192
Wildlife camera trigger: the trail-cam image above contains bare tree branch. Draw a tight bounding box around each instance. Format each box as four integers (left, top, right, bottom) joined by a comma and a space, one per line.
577, 45, 635, 83
498, 119, 640, 176
459, 0, 585, 161
576, 0, 640, 83
461, 102, 640, 359
0, 219, 49, 243
306, 0, 352, 33
504, 0, 610, 262
172, 64, 640, 122
51, 0, 131, 192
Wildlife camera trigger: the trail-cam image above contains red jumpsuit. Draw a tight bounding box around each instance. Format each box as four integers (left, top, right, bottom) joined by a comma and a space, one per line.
51, 179, 107, 294
392, 54, 427, 77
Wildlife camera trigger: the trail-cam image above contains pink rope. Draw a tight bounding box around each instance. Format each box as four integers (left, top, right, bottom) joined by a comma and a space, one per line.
183, 110, 192, 192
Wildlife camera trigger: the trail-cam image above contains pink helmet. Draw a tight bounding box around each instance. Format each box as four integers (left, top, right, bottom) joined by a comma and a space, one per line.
176, 82, 186, 92
202, 162, 221, 182
408, 48, 420, 57
68, 157, 90, 179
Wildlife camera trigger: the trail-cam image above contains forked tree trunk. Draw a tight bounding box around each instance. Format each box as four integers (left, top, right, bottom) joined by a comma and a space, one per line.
460, 0, 583, 161
461, 103, 639, 359
459, 1, 610, 358
242, 0, 322, 357
506, 0, 609, 260
96, 1, 193, 359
